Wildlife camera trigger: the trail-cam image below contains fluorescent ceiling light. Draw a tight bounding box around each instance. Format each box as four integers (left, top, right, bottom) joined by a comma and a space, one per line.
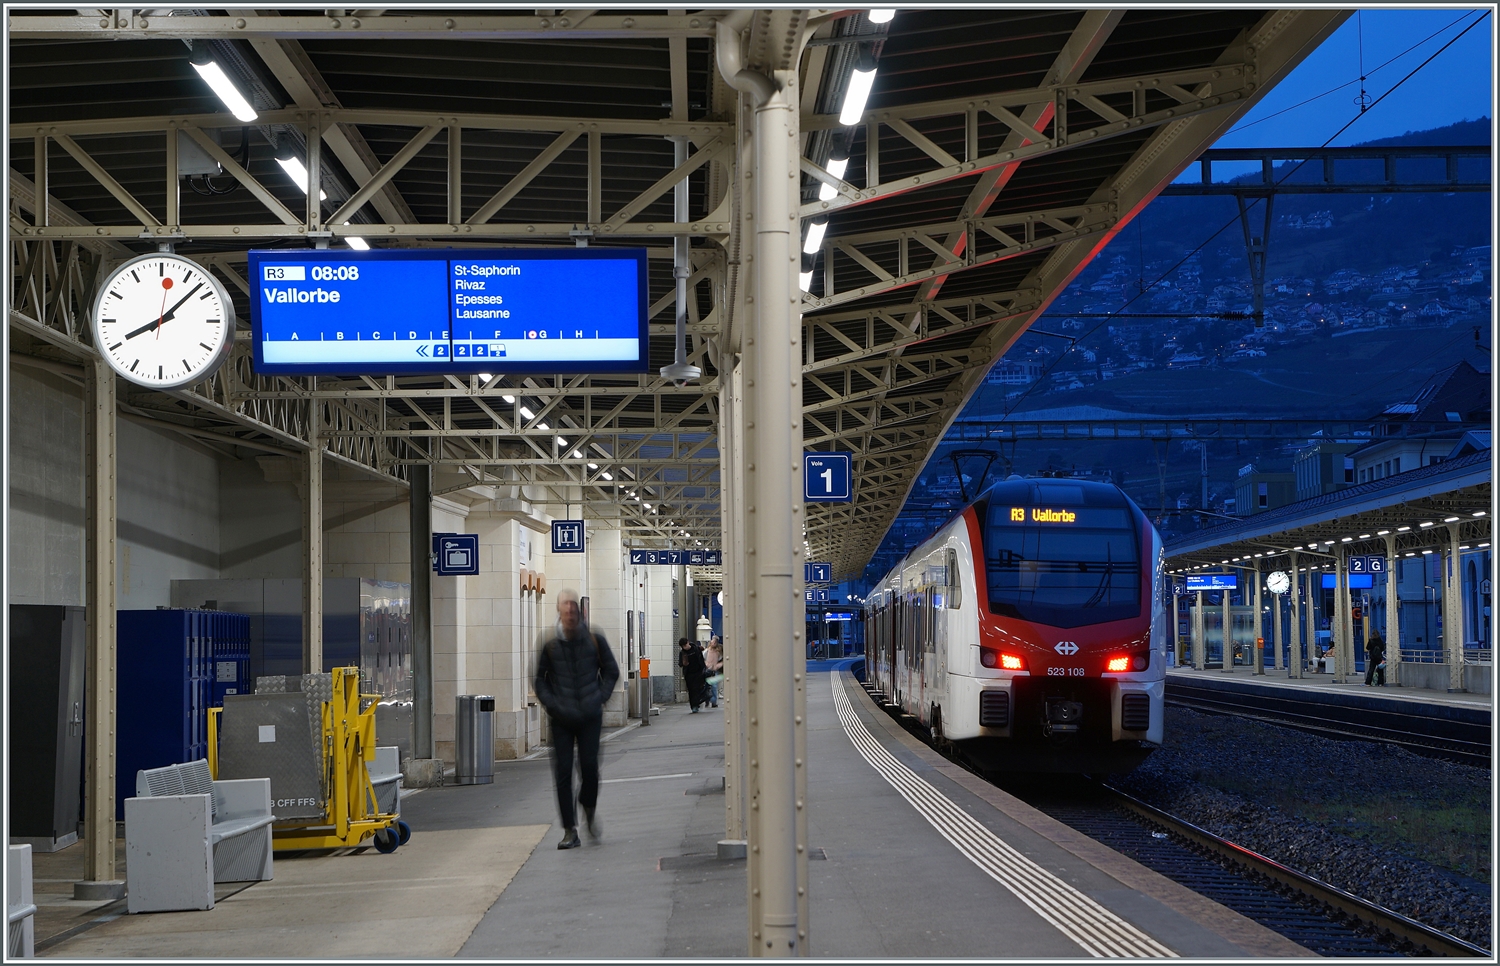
538, 421, 549, 430
803, 220, 828, 255
818, 157, 849, 201
519, 405, 535, 419
602, 472, 613, 480
343, 223, 369, 250
555, 436, 568, 447
478, 373, 492, 381
276, 156, 328, 201
191, 58, 258, 122
799, 271, 813, 292
868, 8, 896, 24
840, 68, 877, 125
573, 450, 583, 459
587, 463, 598, 470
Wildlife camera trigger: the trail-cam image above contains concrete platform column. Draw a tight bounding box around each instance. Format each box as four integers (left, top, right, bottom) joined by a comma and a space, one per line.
719, 10, 807, 953
1445, 525, 1464, 691
1192, 590, 1205, 670
302, 403, 323, 675
1220, 582, 1233, 672
1384, 533, 1400, 686
1251, 561, 1264, 675
1171, 590, 1182, 665
1287, 552, 1302, 678
1334, 547, 1352, 684
79, 358, 122, 899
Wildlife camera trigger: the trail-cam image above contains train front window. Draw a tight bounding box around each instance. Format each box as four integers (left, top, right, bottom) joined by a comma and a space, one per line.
983, 504, 1141, 628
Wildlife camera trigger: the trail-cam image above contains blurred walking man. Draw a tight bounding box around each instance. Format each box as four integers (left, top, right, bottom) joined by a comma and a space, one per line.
534, 588, 620, 848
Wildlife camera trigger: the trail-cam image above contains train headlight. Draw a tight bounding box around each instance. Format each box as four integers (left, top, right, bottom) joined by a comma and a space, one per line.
1132, 652, 1149, 671
1001, 653, 1025, 671
980, 647, 999, 668
1105, 655, 1130, 672
980, 648, 1026, 671
1105, 653, 1151, 673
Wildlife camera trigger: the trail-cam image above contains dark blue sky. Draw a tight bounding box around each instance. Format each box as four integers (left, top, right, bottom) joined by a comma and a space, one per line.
1215, 9, 1492, 149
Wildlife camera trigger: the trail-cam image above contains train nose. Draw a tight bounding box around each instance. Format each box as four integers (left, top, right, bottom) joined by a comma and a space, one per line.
1043, 698, 1083, 735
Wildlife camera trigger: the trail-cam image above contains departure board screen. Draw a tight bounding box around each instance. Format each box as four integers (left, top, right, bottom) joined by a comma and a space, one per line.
248, 248, 649, 374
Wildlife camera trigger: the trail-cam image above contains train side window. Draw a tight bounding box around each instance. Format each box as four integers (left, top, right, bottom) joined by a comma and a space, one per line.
947, 549, 961, 609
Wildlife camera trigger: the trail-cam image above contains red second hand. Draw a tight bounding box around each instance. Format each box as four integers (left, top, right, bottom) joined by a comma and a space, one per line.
156, 277, 173, 340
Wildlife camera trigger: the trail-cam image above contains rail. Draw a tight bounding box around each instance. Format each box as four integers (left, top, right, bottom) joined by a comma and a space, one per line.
1101, 785, 1491, 958
1400, 648, 1492, 665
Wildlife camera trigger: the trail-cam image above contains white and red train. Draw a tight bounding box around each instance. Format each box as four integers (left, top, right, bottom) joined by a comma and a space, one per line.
864, 477, 1168, 773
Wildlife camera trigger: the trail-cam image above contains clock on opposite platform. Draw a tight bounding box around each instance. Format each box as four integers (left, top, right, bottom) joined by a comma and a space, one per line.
91, 253, 236, 389
1266, 570, 1291, 595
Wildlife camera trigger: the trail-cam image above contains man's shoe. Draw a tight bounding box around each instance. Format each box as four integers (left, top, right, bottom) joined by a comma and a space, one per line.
557, 828, 581, 850
585, 808, 601, 842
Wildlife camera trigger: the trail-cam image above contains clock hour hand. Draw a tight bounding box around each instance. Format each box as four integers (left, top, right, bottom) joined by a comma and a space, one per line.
123, 317, 164, 340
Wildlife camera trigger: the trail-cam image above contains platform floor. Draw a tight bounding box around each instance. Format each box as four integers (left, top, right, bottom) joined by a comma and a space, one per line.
1167, 664, 1492, 710
42, 669, 1310, 959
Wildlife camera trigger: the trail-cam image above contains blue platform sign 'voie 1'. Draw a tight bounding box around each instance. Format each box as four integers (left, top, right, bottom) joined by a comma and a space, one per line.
805, 562, 832, 583
551, 520, 585, 554
804, 452, 853, 502
248, 248, 649, 375
432, 533, 480, 575
1184, 573, 1237, 591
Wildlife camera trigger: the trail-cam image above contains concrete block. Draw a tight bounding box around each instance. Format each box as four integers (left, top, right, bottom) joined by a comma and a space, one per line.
717, 840, 748, 860
73, 879, 126, 901
125, 795, 214, 913
403, 758, 445, 788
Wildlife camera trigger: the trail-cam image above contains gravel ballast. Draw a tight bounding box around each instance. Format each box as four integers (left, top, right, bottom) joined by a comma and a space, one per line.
1113, 706, 1492, 950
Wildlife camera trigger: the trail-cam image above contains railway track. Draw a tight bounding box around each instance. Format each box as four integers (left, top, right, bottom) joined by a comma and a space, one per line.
864, 682, 1490, 958
1164, 679, 1491, 767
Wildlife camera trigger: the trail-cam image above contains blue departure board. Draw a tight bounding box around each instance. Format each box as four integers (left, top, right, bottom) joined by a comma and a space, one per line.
247, 248, 649, 374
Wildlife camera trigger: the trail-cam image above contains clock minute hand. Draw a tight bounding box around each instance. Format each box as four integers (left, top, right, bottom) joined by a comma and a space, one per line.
158, 281, 206, 324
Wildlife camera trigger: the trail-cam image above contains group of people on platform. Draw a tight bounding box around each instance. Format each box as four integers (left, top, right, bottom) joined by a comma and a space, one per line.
678, 634, 723, 712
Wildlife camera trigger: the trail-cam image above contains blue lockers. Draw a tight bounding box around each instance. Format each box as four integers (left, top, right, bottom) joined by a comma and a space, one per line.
116, 609, 250, 819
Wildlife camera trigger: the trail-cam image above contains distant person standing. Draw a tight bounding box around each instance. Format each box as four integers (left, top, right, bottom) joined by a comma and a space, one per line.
679, 637, 708, 713
534, 588, 620, 849
704, 636, 723, 708
1364, 633, 1386, 686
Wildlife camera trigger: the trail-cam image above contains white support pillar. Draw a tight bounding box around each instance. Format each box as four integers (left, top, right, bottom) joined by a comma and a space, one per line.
302, 401, 324, 675
1287, 553, 1302, 678
1333, 547, 1351, 684
1251, 561, 1264, 675
1170, 590, 1181, 666
1220, 582, 1233, 672
719, 360, 749, 856
1192, 590, 1205, 670
1446, 525, 1464, 692
78, 359, 123, 899
1384, 534, 1400, 687
1272, 579, 1283, 675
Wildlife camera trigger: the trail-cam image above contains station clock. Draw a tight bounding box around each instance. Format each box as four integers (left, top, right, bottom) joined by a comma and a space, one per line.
1266, 571, 1291, 595
91, 253, 236, 389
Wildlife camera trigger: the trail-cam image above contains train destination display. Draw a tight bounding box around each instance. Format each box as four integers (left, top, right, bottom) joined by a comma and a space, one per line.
248, 248, 648, 374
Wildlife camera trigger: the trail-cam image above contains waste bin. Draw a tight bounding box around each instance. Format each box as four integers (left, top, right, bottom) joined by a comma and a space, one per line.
455, 695, 495, 785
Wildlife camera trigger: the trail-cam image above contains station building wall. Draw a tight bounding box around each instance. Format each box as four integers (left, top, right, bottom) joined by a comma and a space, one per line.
9, 366, 85, 606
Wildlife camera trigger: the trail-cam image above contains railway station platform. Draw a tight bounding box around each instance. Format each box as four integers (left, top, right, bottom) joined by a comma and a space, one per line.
37, 665, 1307, 959
1166, 665, 1493, 712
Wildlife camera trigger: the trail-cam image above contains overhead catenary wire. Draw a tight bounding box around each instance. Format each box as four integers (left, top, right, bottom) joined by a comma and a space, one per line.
989, 9, 1493, 428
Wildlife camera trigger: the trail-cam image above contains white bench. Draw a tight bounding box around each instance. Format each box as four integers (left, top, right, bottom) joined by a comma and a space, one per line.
7, 844, 35, 958
125, 760, 274, 914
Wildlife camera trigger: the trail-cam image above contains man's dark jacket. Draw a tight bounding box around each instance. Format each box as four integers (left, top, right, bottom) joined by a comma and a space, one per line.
534, 625, 620, 725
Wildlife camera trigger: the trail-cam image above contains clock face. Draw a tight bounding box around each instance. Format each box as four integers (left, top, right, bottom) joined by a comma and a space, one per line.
92, 254, 236, 389
1267, 571, 1290, 594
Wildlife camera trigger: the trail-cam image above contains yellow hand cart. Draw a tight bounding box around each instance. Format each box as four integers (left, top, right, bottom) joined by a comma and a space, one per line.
210, 666, 408, 853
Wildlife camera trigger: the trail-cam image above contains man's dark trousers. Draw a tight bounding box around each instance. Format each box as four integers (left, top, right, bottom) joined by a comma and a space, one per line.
550, 713, 601, 830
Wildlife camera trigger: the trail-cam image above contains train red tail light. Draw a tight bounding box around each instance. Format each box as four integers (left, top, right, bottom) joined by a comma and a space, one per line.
980, 648, 1026, 671
1105, 652, 1151, 673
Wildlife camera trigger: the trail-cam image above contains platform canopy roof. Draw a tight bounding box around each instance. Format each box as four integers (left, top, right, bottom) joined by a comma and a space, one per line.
8, 7, 1345, 578
1164, 450, 1492, 576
